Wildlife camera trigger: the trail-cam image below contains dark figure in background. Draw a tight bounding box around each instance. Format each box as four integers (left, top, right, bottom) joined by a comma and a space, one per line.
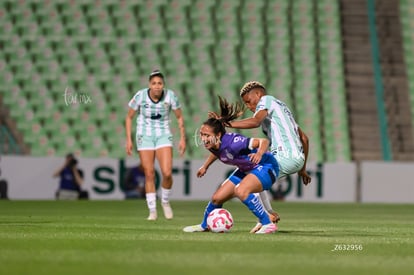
0, 156, 8, 200
123, 163, 146, 199
53, 153, 85, 200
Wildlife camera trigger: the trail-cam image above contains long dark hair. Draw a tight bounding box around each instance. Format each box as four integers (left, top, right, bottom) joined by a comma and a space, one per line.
203, 96, 245, 136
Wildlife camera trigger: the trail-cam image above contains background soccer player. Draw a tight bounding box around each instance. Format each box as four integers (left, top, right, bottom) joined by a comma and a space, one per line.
125, 70, 186, 220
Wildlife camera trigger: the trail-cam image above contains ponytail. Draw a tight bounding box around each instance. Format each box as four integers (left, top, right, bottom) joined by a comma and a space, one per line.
203, 96, 245, 136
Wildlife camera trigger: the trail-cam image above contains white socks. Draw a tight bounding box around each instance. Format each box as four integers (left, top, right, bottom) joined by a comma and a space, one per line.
146, 192, 157, 212
258, 191, 274, 213
146, 188, 172, 212
161, 187, 172, 204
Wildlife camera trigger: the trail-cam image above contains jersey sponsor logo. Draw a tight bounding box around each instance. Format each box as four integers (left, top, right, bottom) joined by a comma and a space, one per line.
150, 113, 162, 120
233, 136, 245, 143
251, 195, 266, 215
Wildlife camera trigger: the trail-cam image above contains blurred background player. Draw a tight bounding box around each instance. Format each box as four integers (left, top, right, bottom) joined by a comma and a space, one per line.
125, 70, 186, 220
53, 153, 84, 200
0, 156, 9, 200
226, 81, 312, 232
122, 163, 146, 199
183, 97, 279, 234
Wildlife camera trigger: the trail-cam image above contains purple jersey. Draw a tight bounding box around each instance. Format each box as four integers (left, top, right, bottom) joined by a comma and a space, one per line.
209, 133, 276, 172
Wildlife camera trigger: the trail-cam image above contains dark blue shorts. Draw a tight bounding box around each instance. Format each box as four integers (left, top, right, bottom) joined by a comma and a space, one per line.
228, 163, 279, 190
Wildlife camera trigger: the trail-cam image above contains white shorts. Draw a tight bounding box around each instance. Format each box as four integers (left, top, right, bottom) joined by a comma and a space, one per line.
136, 134, 173, 151
274, 153, 305, 178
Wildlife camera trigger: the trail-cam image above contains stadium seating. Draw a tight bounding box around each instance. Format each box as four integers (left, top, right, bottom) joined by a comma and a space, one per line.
0, 0, 352, 162
317, 0, 351, 161
400, 0, 414, 139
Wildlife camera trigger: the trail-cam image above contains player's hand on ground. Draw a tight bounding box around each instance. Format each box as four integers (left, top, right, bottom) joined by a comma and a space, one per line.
298, 169, 311, 185
197, 166, 207, 178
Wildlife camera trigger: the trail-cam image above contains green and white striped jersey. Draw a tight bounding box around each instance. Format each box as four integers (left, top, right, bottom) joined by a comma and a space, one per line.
255, 95, 303, 158
128, 88, 181, 136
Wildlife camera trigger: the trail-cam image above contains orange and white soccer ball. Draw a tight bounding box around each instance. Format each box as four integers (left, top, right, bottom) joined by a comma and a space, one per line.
207, 208, 234, 233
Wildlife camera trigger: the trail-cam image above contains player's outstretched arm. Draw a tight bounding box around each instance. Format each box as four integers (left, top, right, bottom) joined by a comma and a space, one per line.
197, 153, 218, 178
229, 109, 268, 129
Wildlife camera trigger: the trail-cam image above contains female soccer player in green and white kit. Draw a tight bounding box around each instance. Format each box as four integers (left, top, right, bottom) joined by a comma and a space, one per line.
225, 81, 312, 233
125, 70, 186, 221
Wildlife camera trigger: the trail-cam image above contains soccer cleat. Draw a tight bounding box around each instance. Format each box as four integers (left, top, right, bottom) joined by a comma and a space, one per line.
183, 224, 208, 233
255, 223, 278, 234
162, 202, 173, 219
250, 212, 281, 233
250, 222, 263, 233
147, 211, 158, 221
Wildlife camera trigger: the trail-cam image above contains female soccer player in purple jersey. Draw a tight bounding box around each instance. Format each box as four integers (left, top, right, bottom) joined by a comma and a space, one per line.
183, 97, 279, 234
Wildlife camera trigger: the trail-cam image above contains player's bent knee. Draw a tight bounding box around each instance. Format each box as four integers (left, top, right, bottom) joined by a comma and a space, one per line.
211, 194, 225, 205
234, 188, 249, 201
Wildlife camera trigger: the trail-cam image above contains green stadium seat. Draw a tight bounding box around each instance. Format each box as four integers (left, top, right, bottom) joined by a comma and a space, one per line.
188, 1, 215, 40
214, 0, 240, 38
239, 2, 265, 40
0, 0, 353, 161
21, 121, 45, 145
163, 2, 191, 39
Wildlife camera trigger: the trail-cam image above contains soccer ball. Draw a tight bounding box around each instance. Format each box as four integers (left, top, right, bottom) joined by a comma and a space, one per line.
207, 208, 234, 233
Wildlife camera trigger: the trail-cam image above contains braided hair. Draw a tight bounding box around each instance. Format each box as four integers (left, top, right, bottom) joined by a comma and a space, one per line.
203, 96, 245, 136
239, 81, 266, 97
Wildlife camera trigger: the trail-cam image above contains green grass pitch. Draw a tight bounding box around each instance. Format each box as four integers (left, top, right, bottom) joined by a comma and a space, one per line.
0, 200, 413, 275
